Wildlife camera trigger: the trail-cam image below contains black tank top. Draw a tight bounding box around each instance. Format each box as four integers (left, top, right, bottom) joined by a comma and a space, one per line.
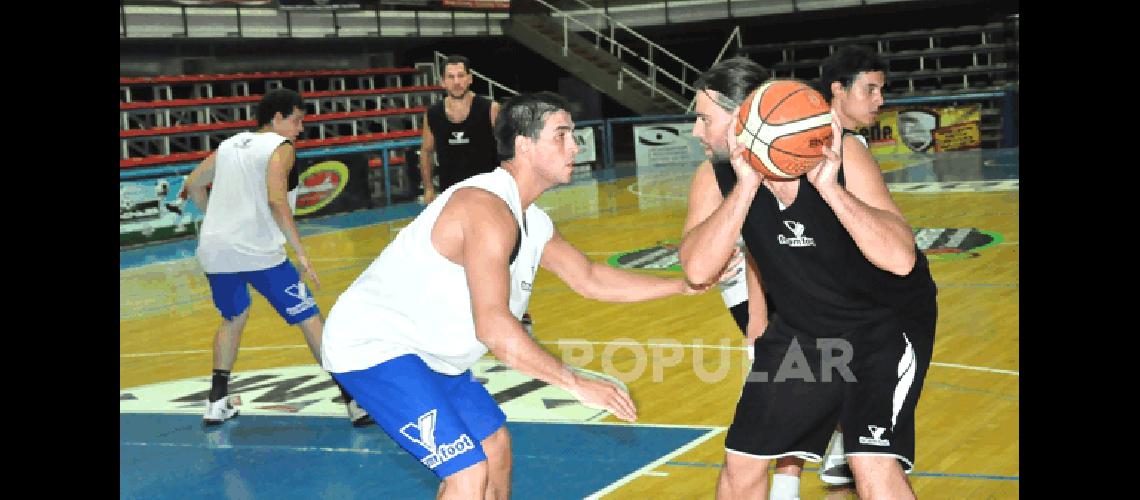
712, 161, 936, 336
427, 95, 498, 190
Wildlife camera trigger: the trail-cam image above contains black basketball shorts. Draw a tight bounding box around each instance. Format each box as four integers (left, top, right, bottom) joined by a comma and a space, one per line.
724, 305, 936, 472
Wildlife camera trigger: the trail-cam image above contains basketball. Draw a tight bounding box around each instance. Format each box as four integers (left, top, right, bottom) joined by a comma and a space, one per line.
734, 80, 834, 179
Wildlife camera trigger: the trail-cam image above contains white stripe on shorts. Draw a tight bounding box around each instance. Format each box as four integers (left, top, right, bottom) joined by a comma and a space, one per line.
892, 332, 916, 431
725, 448, 823, 463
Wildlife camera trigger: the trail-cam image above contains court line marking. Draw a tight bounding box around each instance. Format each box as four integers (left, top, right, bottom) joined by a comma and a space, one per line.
120, 345, 306, 358
662, 461, 1019, 481
585, 426, 724, 499
120, 441, 393, 455
121, 340, 1019, 376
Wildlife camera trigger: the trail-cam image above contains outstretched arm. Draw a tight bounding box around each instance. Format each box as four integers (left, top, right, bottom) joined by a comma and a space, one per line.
445, 189, 637, 421
540, 230, 736, 302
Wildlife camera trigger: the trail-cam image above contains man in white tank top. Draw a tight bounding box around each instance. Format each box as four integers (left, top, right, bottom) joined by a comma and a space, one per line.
183, 89, 372, 428
321, 92, 739, 499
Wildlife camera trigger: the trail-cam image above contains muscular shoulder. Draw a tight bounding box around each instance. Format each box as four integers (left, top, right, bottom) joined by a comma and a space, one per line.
444, 187, 516, 232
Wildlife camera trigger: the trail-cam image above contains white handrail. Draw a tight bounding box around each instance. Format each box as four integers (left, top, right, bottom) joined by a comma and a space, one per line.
567, 0, 702, 78
688, 25, 743, 112
621, 68, 688, 109
530, 0, 694, 106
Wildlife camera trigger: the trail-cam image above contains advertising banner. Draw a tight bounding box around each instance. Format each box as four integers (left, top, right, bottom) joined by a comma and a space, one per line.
288, 153, 372, 219
632, 122, 706, 170
119, 175, 202, 247
858, 104, 982, 156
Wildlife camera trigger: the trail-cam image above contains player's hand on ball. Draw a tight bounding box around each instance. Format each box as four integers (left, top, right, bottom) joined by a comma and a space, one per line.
806, 112, 844, 189
727, 116, 763, 188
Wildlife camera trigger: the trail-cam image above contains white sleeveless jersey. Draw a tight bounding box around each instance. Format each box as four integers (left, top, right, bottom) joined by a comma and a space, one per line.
322, 168, 555, 375
197, 131, 291, 273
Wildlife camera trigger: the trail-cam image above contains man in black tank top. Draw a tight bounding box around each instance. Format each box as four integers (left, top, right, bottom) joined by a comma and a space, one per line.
420, 54, 501, 205
679, 56, 937, 500
420, 55, 537, 337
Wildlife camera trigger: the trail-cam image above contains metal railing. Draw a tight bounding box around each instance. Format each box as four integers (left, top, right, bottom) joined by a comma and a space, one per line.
687, 25, 742, 112
529, 0, 694, 110
119, 3, 507, 39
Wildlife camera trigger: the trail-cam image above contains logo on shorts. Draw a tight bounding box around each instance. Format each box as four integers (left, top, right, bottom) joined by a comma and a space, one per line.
284, 282, 317, 316
777, 221, 815, 247
858, 425, 891, 447
400, 409, 476, 469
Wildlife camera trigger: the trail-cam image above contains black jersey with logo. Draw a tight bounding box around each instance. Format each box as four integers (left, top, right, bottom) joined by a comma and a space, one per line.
427, 95, 498, 190
711, 160, 936, 335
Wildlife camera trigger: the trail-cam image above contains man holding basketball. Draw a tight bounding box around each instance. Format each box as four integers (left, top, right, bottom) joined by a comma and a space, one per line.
681, 56, 938, 500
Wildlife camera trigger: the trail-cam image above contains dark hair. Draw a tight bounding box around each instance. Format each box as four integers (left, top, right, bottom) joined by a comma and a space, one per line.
818, 45, 888, 101
494, 92, 570, 161
442, 54, 471, 75
693, 56, 771, 111
255, 88, 303, 127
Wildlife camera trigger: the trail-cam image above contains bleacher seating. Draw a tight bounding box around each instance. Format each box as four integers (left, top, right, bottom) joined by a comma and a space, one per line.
738, 21, 1018, 147
740, 21, 1017, 96
120, 66, 442, 168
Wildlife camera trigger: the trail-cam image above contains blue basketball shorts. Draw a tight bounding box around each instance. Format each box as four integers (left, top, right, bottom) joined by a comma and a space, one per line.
204, 259, 319, 325
332, 354, 507, 479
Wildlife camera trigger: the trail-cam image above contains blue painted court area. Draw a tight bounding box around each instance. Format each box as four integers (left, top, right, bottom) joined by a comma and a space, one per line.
120, 413, 711, 499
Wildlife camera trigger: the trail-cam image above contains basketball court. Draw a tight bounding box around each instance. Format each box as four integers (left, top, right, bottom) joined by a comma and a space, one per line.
120, 148, 1018, 498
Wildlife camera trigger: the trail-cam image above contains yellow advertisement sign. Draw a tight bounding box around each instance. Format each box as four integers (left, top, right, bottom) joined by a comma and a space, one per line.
857, 104, 982, 156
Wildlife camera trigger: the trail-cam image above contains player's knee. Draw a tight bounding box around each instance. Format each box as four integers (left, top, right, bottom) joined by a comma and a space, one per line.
722, 453, 769, 488
482, 427, 511, 457
442, 461, 488, 496
848, 455, 913, 497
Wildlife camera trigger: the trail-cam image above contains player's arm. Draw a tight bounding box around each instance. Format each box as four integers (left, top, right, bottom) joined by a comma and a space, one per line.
489, 100, 501, 128
267, 142, 320, 289
448, 189, 636, 421
183, 152, 217, 213
419, 113, 437, 202
677, 155, 760, 289
540, 229, 728, 302
808, 118, 916, 276
742, 249, 768, 344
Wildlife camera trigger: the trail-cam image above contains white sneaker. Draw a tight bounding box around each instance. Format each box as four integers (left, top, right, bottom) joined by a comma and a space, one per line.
347, 400, 374, 428
203, 396, 239, 426
819, 430, 854, 486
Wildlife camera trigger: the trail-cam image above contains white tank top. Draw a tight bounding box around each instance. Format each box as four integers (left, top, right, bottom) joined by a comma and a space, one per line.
196, 131, 291, 273
322, 168, 555, 375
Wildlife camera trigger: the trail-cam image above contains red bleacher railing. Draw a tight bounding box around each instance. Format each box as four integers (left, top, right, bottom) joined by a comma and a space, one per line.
120, 129, 423, 169
119, 67, 422, 86
120, 107, 426, 138
120, 86, 444, 110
